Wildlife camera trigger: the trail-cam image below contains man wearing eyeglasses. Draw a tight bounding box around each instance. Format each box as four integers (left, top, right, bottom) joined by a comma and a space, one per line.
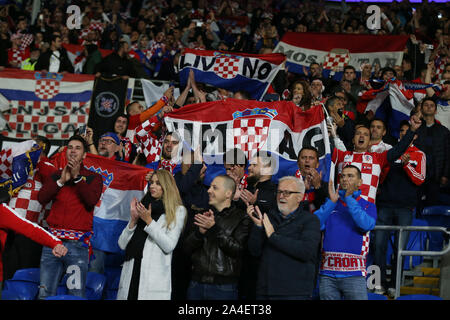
87, 131, 123, 275
97, 132, 123, 161
246, 176, 321, 300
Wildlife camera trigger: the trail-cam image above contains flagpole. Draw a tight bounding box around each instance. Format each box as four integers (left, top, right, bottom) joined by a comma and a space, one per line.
321, 103, 336, 183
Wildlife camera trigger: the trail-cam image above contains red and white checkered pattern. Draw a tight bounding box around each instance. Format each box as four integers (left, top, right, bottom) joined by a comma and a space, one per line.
158, 159, 177, 174
89, 21, 104, 33
233, 117, 271, 160
35, 79, 60, 100
360, 232, 370, 257
7, 162, 54, 225
20, 33, 34, 51
135, 118, 163, 163
8, 48, 27, 66
0, 148, 13, 180
2, 100, 89, 140
333, 150, 387, 204
323, 51, 350, 70
214, 56, 240, 79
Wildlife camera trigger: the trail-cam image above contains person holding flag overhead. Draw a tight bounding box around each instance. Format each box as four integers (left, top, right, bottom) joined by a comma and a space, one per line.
332, 112, 422, 205
2, 136, 57, 281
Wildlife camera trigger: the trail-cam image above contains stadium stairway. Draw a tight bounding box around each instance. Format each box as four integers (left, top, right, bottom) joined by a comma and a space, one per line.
397, 206, 450, 299
399, 264, 441, 298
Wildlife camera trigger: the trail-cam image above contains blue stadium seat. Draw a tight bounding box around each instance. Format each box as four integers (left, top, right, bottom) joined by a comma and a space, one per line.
402, 219, 428, 270
56, 272, 106, 300
11, 268, 40, 282
396, 294, 442, 300
1, 268, 42, 300
368, 292, 388, 300
421, 206, 450, 251
104, 267, 122, 300
46, 295, 87, 300
1, 279, 39, 300
384, 219, 428, 269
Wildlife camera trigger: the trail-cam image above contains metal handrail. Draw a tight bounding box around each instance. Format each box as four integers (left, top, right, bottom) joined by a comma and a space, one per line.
373, 225, 450, 299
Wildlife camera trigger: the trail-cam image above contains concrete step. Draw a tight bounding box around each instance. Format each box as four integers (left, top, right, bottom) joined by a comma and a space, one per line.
413, 276, 440, 288
400, 286, 440, 296
421, 267, 440, 277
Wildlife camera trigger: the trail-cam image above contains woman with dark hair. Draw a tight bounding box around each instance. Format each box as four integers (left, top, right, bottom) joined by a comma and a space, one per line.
289, 79, 312, 111
117, 169, 187, 300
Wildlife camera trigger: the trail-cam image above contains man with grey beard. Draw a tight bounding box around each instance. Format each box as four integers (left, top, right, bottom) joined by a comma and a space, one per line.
247, 176, 321, 300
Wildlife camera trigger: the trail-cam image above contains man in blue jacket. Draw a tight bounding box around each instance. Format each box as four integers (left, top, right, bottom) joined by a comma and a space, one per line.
247, 176, 321, 300
314, 165, 377, 300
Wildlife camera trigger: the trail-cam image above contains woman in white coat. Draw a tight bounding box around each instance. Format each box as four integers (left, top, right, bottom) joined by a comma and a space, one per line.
117, 169, 186, 300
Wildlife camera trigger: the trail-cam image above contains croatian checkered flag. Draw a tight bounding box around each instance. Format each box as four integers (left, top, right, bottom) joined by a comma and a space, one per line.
179, 48, 286, 100
0, 140, 42, 195
134, 117, 163, 163
20, 33, 34, 51
323, 48, 350, 71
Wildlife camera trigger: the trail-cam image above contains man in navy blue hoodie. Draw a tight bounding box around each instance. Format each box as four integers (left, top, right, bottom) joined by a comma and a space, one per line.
315, 165, 377, 300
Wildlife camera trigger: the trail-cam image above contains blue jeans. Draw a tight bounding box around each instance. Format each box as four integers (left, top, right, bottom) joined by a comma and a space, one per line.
38, 240, 89, 300
319, 275, 368, 300
186, 281, 238, 300
373, 206, 414, 288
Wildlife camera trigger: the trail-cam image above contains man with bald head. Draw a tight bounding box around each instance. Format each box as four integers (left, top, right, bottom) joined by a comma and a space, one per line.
247, 176, 321, 300
184, 175, 250, 300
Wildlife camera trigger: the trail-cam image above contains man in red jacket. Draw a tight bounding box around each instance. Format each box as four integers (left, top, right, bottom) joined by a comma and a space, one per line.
37, 135, 103, 300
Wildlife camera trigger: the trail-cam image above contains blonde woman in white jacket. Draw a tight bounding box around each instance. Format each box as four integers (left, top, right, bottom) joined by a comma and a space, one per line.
117, 169, 187, 300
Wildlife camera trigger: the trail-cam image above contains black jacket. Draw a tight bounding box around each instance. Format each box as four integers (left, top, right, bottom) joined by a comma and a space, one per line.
94, 52, 136, 77
183, 203, 251, 284
248, 206, 321, 297
246, 178, 277, 215
35, 49, 74, 73
414, 121, 450, 183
